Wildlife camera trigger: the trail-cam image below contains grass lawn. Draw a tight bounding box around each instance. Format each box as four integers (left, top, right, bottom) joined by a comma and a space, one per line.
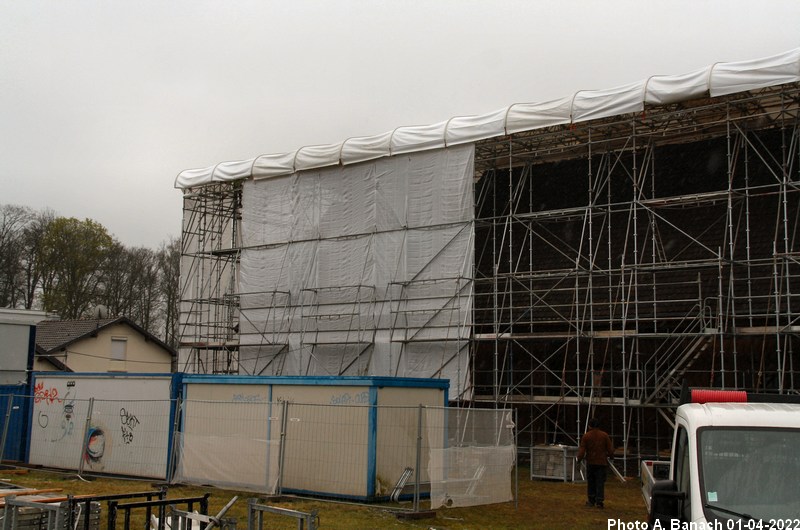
1, 466, 648, 529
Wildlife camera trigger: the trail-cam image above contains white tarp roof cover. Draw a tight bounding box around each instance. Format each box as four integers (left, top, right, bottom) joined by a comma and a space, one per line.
175, 48, 800, 189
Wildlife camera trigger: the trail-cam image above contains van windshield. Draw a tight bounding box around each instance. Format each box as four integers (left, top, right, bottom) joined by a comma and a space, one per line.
699, 427, 800, 521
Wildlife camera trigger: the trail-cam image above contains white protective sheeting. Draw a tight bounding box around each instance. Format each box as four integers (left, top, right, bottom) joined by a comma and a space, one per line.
173, 432, 278, 493
174, 158, 257, 188
252, 152, 296, 179
710, 48, 800, 97
644, 67, 712, 105
571, 81, 647, 122
427, 408, 516, 509
340, 131, 394, 165
445, 109, 508, 146
504, 96, 573, 135
173, 399, 280, 493
294, 143, 345, 172
391, 121, 449, 154
176, 48, 800, 188
238, 146, 473, 397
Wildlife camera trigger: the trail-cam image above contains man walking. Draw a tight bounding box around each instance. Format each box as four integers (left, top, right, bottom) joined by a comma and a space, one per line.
577, 417, 614, 508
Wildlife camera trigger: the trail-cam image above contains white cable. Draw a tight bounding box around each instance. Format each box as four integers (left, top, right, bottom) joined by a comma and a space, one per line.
72, 503, 83, 530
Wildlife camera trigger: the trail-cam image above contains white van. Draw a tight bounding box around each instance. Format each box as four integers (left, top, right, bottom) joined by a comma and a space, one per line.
648, 394, 800, 527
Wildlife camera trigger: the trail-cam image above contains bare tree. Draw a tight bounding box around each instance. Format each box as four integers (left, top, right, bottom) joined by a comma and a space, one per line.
101, 244, 161, 332
19, 208, 55, 310
158, 237, 181, 349
128, 246, 160, 333
0, 204, 31, 307
102, 241, 135, 318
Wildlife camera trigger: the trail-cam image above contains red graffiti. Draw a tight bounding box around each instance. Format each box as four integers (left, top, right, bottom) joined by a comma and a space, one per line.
34, 381, 62, 405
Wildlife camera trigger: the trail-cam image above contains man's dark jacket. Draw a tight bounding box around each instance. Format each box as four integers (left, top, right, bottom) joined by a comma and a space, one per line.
577, 427, 614, 465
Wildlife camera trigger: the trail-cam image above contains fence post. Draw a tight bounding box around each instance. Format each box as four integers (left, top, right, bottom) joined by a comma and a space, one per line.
167, 396, 182, 483
276, 400, 289, 496
77, 397, 95, 477
413, 404, 423, 513
200, 492, 210, 518
247, 498, 257, 529
108, 500, 118, 529
0, 395, 14, 463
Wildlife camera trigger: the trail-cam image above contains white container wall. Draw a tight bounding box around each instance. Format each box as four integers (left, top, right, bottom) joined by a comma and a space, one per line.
28, 373, 176, 479
176, 375, 448, 499
175, 382, 278, 492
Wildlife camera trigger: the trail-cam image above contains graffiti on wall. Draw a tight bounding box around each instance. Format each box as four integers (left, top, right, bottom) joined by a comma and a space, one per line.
52, 381, 77, 442
330, 391, 369, 405
28, 376, 172, 480
84, 425, 107, 469
119, 408, 140, 444
232, 393, 265, 402
34, 381, 62, 405
34, 380, 79, 442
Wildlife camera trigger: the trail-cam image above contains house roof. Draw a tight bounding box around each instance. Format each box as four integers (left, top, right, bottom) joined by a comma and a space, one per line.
34, 344, 73, 372
35, 317, 177, 357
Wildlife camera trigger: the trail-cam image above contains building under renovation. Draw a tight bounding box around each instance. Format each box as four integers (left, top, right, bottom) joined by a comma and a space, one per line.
175, 48, 800, 461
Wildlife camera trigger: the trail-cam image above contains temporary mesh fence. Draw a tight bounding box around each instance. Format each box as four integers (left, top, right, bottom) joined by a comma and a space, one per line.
172, 399, 281, 493
173, 401, 515, 506
373, 405, 430, 498
281, 402, 372, 498
23, 394, 174, 479
426, 407, 516, 508
4, 394, 515, 508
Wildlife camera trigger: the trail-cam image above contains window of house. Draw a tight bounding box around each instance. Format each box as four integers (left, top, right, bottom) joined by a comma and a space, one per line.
111, 337, 127, 361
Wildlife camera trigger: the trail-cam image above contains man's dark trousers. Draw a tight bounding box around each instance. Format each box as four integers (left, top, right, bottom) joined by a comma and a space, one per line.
586, 464, 607, 506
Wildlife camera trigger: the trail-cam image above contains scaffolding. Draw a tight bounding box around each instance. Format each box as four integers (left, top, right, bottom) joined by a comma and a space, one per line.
178, 82, 800, 464
472, 83, 800, 462
178, 182, 242, 374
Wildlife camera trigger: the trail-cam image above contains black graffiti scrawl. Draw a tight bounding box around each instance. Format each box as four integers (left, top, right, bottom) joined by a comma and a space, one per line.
119, 408, 140, 444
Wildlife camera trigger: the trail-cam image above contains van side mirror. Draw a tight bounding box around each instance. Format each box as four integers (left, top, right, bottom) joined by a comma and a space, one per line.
648, 480, 685, 527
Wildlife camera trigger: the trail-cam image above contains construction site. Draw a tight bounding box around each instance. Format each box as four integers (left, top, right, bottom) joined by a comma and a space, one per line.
175, 49, 800, 470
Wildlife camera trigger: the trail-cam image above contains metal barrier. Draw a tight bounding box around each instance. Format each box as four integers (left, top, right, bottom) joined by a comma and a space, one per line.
1, 495, 68, 529
247, 499, 319, 530
167, 495, 239, 529
66, 489, 167, 529
108, 493, 209, 530
1, 495, 103, 530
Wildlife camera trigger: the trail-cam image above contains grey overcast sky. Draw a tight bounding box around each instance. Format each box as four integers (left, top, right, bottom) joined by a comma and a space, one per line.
2, 1, 799, 248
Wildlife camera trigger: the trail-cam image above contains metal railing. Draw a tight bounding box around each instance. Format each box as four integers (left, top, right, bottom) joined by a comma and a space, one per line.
247, 499, 319, 530
108, 493, 209, 530
67, 489, 167, 530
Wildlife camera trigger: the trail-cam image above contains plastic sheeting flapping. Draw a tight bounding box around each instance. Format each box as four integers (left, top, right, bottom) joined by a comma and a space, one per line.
175, 48, 800, 189
237, 145, 474, 398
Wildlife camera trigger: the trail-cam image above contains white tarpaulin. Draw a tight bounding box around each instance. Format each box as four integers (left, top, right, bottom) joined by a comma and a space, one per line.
175, 48, 800, 189
427, 408, 516, 509
173, 399, 280, 493
237, 145, 474, 398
